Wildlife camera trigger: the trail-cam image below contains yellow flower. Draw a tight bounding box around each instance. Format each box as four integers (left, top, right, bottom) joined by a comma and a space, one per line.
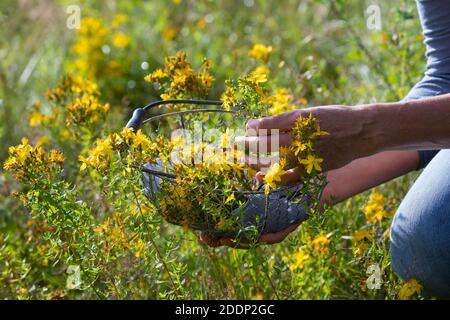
220, 128, 232, 150
160, 93, 171, 100
144, 69, 167, 83
353, 229, 373, 242
291, 140, 309, 156
279, 146, 290, 159
289, 250, 310, 272
59, 128, 71, 142
79, 159, 88, 171
36, 136, 51, 147
66, 95, 109, 126
46, 75, 98, 101
197, 17, 207, 29
172, 72, 188, 86
93, 219, 110, 234
225, 193, 235, 204
263, 163, 286, 194
131, 129, 152, 149
112, 32, 130, 48
267, 88, 296, 115
246, 66, 269, 96
48, 150, 65, 163
47, 289, 66, 300
292, 113, 322, 140
290, 114, 327, 172
248, 44, 273, 62
352, 229, 373, 256
399, 279, 422, 300
379, 32, 389, 48
146, 52, 213, 104
199, 73, 214, 88
252, 293, 264, 300
3, 138, 64, 180
159, 184, 194, 227
78, 17, 108, 38
299, 154, 323, 174
363, 191, 388, 223
29, 111, 47, 127
134, 238, 146, 258
19, 288, 29, 296
162, 25, 178, 41
70, 17, 109, 77
112, 14, 128, 28
312, 233, 330, 256
248, 65, 269, 84
79, 136, 113, 171
221, 83, 236, 111
107, 59, 121, 76
71, 38, 92, 55
311, 127, 329, 139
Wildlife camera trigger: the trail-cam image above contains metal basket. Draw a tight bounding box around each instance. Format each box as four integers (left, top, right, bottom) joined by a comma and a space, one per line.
125, 99, 312, 240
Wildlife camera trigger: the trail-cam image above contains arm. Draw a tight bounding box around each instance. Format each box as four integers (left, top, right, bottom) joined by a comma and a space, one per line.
359, 94, 450, 153
322, 150, 419, 205
201, 150, 419, 248
203, 93, 450, 248
244, 93, 450, 174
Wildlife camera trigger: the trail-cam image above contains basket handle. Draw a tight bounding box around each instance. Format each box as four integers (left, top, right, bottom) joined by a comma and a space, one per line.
125, 99, 224, 130
125, 108, 145, 130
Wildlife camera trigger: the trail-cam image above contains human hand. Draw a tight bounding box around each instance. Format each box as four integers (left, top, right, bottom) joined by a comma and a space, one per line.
199, 222, 301, 249
241, 105, 381, 183
199, 105, 385, 249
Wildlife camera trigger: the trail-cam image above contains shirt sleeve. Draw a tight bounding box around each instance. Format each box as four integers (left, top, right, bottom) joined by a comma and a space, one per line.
417, 150, 440, 170
406, 1, 450, 169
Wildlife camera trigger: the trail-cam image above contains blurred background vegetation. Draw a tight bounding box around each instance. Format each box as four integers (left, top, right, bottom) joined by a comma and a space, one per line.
0, 0, 424, 156
0, 0, 427, 299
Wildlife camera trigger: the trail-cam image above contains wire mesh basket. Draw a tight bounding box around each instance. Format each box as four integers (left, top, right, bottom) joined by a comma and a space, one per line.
125, 99, 313, 240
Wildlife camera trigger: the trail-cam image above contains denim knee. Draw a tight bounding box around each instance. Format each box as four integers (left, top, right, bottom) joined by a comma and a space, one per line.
390, 150, 450, 298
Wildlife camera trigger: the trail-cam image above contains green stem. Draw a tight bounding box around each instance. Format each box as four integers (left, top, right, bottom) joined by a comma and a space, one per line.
131, 187, 180, 297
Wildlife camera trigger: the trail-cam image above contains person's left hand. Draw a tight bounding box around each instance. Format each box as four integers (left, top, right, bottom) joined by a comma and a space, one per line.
199, 222, 300, 249
199, 169, 304, 249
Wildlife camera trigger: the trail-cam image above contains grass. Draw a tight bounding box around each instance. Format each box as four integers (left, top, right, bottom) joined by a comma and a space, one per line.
0, 0, 428, 299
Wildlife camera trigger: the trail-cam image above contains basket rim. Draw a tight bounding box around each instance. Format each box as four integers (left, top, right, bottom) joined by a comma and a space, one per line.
141, 163, 307, 196
132, 99, 306, 197
142, 108, 239, 124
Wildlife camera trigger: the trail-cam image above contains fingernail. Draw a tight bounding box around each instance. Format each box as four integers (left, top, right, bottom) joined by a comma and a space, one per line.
246, 120, 260, 134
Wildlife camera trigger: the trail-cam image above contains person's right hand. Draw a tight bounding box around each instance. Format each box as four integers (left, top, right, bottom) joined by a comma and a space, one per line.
199, 104, 392, 249
240, 105, 382, 184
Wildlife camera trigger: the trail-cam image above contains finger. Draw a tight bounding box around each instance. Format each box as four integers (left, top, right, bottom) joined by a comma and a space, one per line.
244, 151, 299, 171
235, 133, 292, 153
243, 154, 281, 170
278, 167, 304, 185
246, 110, 300, 133
255, 171, 265, 183
259, 223, 300, 244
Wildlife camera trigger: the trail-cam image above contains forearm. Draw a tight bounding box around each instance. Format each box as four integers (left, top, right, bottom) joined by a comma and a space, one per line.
321, 150, 419, 205
318, 95, 449, 205
360, 93, 450, 152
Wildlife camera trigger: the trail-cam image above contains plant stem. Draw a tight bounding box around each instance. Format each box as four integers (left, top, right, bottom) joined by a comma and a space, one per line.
131, 188, 180, 297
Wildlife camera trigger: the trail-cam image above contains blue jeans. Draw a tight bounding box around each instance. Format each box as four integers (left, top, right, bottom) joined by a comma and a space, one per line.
390, 0, 450, 298
390, 150, 450, 298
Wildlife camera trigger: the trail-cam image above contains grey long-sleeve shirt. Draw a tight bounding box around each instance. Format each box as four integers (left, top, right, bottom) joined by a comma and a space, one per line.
408, 0, 450, 169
